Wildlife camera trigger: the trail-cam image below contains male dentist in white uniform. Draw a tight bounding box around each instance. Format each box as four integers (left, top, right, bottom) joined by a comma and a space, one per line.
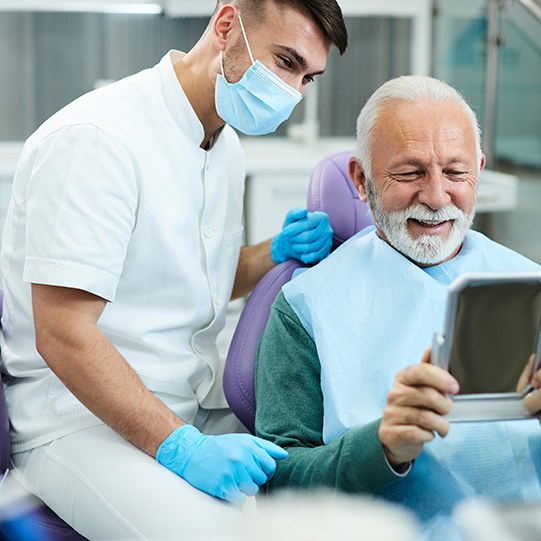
0, 1, 348, 539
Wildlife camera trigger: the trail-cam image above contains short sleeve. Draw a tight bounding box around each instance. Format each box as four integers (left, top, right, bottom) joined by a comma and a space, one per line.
22, 124, 137, 301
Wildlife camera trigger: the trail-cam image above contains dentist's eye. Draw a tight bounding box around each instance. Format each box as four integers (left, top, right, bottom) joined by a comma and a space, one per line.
278, 56, 293, 69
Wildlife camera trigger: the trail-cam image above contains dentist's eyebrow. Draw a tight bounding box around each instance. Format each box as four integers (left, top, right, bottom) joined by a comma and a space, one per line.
276, 45, 325, 76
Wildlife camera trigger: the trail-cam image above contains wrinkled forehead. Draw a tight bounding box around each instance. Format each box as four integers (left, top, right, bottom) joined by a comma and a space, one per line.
373, 99, 478, 161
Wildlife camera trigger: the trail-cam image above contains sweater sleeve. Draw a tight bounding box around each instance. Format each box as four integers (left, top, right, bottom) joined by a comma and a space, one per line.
255, 291, 402, 494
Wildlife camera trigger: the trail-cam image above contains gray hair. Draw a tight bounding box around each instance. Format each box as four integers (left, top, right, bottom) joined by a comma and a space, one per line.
355, 75, 482, 179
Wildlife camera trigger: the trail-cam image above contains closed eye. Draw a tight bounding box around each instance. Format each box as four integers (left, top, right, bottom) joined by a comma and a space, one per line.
445, 170, 469, 180
391, 171, 424, 181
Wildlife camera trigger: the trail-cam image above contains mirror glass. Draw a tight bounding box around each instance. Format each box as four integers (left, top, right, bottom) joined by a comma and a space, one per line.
449, 282, 541, 394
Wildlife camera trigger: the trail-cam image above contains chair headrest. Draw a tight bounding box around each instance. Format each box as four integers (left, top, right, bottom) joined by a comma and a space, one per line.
307, 150, 373, 249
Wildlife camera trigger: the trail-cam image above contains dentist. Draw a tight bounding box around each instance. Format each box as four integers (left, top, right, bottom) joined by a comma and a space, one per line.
1, 1, 347, 539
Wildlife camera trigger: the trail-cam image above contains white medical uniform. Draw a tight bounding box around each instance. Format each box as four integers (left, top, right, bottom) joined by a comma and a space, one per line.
1, 51, 246, 539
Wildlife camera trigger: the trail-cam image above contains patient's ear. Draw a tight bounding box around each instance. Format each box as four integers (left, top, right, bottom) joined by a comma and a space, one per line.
479, 152, 486, 174
348, 157, 368, 202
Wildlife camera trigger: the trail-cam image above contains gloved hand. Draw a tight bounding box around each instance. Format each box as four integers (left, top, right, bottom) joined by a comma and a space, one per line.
156, 425, 288, 505
271, 207, 333, 265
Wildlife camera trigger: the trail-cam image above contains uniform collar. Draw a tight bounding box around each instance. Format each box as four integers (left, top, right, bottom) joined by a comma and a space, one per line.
159, 50, 205, 147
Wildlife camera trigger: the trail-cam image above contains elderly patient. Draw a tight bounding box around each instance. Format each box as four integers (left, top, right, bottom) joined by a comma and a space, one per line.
255, 75, 541, 540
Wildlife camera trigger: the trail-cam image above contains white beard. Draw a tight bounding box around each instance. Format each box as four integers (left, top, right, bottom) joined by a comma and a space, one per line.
368, 189, 475, 266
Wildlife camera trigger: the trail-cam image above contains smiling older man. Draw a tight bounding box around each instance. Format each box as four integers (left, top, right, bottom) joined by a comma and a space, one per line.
255, 75, 541, 541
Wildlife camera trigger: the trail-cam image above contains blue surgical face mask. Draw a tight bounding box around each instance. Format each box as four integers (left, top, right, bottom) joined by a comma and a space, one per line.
215, 14, 303, 136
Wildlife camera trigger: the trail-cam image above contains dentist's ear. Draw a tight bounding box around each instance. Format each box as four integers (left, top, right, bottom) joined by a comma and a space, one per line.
211, 4, 239, 52
348, 157, 368, 202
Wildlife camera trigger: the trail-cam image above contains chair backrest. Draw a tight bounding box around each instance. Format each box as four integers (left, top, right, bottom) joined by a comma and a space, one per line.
224, 150, 373, 433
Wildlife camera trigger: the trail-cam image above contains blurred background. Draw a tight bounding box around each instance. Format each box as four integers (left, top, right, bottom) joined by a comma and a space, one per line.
0, 2, 539, 538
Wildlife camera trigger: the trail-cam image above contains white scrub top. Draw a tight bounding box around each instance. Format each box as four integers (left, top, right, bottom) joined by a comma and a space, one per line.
1, 51, 245, 452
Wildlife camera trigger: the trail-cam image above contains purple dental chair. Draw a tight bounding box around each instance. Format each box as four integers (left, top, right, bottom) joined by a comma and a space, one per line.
223, 150, 374, 434
0, 291, 88, 540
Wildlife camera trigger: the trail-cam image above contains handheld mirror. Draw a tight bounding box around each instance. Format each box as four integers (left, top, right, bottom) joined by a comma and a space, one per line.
432, 272, 541, 422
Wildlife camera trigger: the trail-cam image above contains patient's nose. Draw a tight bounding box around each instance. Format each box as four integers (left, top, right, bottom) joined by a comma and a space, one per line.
418, 174, 451, 210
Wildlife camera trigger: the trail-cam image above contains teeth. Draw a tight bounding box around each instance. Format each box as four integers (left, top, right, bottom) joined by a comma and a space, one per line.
418, 220, 443, 226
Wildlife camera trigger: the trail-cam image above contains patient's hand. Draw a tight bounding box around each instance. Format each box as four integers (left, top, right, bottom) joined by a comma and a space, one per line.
378, 348, 459, 469
519, 354, 541, 416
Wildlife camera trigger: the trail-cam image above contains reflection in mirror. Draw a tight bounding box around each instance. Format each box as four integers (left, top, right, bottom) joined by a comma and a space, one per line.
450, 282, 541, 394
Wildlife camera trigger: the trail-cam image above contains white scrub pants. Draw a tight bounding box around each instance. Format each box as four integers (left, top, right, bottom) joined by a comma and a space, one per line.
12, 409, 248, 541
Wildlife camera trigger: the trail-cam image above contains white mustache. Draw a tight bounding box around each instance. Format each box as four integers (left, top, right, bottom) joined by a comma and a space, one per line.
404, 205, 465, 223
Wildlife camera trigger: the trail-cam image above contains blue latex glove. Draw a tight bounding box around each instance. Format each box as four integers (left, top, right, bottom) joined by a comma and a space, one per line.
156, 425, 288, 505
271, 207, 333, 265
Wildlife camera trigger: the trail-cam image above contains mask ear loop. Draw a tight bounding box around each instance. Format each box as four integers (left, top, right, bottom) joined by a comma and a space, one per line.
237, 13, 255, 65
219, 13, 254, 79
219, 51, 226, 76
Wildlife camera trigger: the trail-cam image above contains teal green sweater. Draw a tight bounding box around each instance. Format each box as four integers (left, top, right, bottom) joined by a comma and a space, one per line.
255, 291, 405, 494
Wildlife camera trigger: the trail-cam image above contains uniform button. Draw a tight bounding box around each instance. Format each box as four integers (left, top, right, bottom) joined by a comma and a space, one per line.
214, 292, 221, 306
203, 225, 215, 238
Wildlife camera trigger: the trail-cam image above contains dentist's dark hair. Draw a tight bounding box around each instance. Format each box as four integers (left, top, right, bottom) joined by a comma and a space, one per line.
212, 0, 348, 55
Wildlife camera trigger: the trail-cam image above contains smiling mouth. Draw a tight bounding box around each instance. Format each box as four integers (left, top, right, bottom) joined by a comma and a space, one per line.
410, 218, 452, 228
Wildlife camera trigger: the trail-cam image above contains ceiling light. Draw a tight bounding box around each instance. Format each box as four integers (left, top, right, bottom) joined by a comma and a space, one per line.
0, 1, 162, 14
